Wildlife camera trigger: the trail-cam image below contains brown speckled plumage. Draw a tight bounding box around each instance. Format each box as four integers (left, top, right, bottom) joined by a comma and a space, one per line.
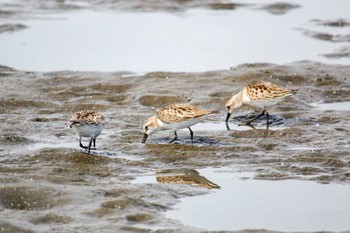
246, 81, 295, 101
225, 81, 297, 128
156, 104, 218, 124
69, 110, 105, 153
69, 110, 105, 127
142, 104, 219, 143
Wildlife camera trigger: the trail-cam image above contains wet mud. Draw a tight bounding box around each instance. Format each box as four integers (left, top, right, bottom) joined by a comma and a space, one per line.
1, 0, 350, 231
1, 61, 350, 232
0, 0, 246, 15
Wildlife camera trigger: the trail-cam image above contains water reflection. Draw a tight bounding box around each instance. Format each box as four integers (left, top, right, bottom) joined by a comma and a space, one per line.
166, 168, 350, 232
156, 168, 220, 189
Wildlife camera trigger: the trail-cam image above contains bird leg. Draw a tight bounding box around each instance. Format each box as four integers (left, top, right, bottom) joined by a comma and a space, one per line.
244, 109, 266, 125
79, 137, 96, 153
225, 122, 231, 131
266, 111, 270, 130
79, 137, 88, 149
87, 137, 93, 154
90, 138, 96, 150
225, 112, 231, 122
188, 127, 194, 144
169, 131, 178, 143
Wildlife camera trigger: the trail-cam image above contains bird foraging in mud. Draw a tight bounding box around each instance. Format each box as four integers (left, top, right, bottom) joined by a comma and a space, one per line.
142, 104, 219, 144
69, 110, 105, 154
225, 81, 297, 129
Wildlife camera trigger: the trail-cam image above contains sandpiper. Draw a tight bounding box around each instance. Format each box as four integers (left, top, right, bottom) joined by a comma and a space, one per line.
69, 110, 105, 154
142, 104, 219, 144
225, 81, 297, 129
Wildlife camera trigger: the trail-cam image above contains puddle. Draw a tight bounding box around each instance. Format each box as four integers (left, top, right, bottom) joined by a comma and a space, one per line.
133, 168, 220, 189
311, 101, 350, 111
1, 0, 350, 72
136, 168, 350, 232
165, 168, 350, 232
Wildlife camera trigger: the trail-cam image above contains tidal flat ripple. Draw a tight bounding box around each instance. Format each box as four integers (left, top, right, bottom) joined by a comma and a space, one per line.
0, 62, 350, 232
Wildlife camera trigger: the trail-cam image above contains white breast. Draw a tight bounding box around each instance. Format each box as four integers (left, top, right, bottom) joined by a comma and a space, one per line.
245, 96, 289, 109
157, 115, 209, 130
72, 123, 104, 138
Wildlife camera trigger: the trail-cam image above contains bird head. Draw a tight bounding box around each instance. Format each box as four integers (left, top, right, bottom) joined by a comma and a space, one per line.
142, 116, 159, 143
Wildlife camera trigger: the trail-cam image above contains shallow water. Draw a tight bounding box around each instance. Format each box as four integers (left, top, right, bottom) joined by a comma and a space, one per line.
162, 168, 350, 232
1, 1, 350, 232
1, 60, 350, 233
0, 0, 350, 72
311, 101, 350, 111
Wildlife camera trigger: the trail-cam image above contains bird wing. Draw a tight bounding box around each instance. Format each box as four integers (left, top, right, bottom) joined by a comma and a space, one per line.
247, 81, 292, 101
70, 110, 105, 125
157, 104, 212, 124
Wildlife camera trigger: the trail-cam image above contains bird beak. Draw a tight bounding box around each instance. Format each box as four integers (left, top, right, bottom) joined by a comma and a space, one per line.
142, 133, 148, 143
225, 112, 231, 122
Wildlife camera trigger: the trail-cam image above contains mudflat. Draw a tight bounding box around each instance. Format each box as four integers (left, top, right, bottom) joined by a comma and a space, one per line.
1, 62, 350, 232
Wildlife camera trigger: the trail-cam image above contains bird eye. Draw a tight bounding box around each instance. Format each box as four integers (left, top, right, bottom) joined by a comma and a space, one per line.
145, 126, 148, 131
226, 106, 230, 109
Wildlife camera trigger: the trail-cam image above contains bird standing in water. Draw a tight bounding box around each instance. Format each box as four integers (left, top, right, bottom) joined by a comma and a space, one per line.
225, 81, 297, 129
69, 110, 105, 154
142, 104, 219, 144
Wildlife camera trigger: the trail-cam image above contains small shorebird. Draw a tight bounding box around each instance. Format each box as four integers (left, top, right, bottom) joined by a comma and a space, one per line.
69, 110, 105, 154
225, 81, 297, 129
142, 104, 219, 144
